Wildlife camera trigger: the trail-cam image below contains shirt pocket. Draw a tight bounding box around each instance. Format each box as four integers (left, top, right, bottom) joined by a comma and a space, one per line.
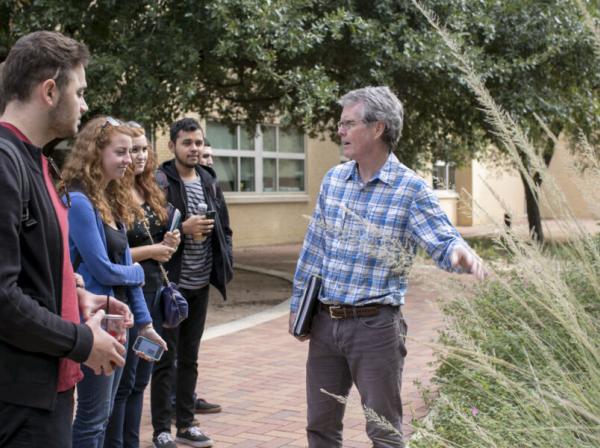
364, 205, 414, 274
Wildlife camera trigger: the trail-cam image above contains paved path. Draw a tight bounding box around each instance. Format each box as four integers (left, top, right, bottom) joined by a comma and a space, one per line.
135, 218, 600, 447
138, 244, 446, 447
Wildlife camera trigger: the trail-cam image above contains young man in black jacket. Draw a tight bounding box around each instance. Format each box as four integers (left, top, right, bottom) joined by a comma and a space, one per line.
0, 31, 130, 448
151, 118, 233, 448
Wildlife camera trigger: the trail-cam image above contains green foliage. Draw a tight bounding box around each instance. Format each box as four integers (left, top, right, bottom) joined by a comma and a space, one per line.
463, 237, 510, 261
411, 239, 600, 446
1, 0, 597, 171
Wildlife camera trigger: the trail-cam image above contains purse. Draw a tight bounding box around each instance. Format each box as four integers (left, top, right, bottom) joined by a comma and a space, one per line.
141, 219, 188, 328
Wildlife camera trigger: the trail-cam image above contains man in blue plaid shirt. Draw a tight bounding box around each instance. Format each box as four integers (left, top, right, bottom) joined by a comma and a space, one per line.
289, 86, 486, 447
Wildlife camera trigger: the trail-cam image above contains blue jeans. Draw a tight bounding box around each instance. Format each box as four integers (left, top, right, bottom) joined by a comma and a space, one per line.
104, 290, 160, 448
72, 335, 128, 448
104, 326, 154, 448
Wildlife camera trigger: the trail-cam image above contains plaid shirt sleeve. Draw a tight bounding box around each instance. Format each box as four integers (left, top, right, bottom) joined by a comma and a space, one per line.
408, 182, 467, 272
289, 180, 328, 313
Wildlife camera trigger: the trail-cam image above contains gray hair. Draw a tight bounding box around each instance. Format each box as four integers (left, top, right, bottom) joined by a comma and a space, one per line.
339, 86, 404, 150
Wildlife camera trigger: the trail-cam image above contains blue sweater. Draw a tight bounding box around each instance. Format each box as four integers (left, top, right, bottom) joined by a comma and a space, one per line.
67, 191, 151, 326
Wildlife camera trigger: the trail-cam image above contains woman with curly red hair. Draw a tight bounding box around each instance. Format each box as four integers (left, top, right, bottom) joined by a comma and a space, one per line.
104, 123, 180, 448
61, 116, 166, 447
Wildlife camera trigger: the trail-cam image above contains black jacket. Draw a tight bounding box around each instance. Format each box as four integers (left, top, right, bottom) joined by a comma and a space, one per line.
0, 127, 93, 410
157, 160, 233, 299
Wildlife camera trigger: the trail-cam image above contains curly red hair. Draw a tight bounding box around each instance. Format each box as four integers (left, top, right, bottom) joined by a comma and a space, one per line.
61, 116, 139, 227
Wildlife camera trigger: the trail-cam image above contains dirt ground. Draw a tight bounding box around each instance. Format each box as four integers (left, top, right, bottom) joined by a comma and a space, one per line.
205, 269, 292, 328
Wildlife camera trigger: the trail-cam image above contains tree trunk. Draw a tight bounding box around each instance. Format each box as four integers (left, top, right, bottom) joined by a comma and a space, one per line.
518, 131, 557, 244
521, 172, 544, 243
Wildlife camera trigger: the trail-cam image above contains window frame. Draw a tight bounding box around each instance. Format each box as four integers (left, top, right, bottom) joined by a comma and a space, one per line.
207, 121, 307, 195
432, 160, 456, 191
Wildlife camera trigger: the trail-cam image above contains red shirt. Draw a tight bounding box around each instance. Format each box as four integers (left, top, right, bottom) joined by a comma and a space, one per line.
0, 122, 83, 391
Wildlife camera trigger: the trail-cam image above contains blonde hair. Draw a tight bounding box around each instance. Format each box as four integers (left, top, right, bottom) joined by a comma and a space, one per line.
61, 116, 138, 227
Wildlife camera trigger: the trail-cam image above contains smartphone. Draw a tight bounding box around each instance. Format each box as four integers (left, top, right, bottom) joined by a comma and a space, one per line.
205, 210, 216, 220
132, 335, 164, 361
168, 208, 182, 233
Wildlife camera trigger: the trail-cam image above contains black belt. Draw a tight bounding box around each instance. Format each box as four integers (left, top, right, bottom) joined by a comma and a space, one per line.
320, 303, 383, 320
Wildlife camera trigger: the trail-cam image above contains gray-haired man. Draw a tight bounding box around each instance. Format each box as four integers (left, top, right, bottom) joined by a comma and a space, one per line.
289, 86, 486, 447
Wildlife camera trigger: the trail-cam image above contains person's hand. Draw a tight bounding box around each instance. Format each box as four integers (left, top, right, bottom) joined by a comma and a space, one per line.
136, 324, 168, 361
182, 215, 214, 237
196, 216, 215, 236
450, 245, 488, 281
78, 290, 134, 343
151, 243, 175, 263
84, 310, 126, 375
288, 312, 309, 341
74, 273, 85, 289
162, 230, 180, 250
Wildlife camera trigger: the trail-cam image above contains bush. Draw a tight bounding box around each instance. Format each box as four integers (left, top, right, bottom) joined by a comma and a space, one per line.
411, 236, 600, 447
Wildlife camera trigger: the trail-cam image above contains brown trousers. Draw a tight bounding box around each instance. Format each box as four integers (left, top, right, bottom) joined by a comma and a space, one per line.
306, 305, 407, 448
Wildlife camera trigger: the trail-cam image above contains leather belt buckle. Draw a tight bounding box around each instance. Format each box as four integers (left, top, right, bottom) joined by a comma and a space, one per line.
328, 305, 344, 319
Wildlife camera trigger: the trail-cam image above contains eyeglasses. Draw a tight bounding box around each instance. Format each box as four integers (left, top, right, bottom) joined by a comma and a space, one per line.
98, 117, 125, 137
336, 119, 364, 130
101, 116, 124, 130
51, 67, 61, 81
127, 121, 143, 129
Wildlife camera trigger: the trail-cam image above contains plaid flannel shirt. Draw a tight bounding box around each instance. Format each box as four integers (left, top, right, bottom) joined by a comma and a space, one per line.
290, 153, 468, 312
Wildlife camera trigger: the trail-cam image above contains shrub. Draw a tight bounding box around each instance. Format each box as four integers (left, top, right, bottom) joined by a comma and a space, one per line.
408, 1, 600, 446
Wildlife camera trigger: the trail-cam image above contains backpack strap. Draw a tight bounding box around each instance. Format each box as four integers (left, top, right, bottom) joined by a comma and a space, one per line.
0, 137, 33, 233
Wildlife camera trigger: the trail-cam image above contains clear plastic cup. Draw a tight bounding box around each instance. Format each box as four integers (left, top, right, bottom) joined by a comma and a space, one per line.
101, 314, 125, 338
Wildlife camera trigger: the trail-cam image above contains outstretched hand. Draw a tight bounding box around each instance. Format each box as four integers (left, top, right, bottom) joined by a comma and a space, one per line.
450, 245, 488, 281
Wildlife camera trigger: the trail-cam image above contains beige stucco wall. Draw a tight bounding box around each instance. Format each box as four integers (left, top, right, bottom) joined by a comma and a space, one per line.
455, 161, 474, 226
154, 120, 340, 248
225, 137, 340, 247
541, 138, 598, 219
436, 191, 460, 225
457, 160, 526, 226
419, 170, 460, 225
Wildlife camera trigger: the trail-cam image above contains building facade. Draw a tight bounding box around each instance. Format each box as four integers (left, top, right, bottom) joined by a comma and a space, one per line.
155, 121, 596, 247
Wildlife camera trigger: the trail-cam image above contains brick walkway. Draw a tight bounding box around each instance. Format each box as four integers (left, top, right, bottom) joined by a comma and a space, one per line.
138, 245, 446, 447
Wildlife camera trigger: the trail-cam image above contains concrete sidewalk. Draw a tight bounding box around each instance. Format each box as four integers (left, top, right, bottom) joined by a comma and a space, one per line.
137, 244, 445, 447
457, 218, 599, 241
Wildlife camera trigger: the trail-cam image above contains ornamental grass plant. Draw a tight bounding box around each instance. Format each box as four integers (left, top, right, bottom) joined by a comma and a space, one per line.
405, 1, 600, 447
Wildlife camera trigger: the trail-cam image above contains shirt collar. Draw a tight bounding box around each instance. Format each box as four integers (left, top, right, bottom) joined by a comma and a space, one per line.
0, 122, 33, 144
345, 153, 401, 186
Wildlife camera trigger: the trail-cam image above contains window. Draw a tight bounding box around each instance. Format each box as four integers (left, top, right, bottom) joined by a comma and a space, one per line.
206, 121, 305, 193
432, 161, 456, 191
